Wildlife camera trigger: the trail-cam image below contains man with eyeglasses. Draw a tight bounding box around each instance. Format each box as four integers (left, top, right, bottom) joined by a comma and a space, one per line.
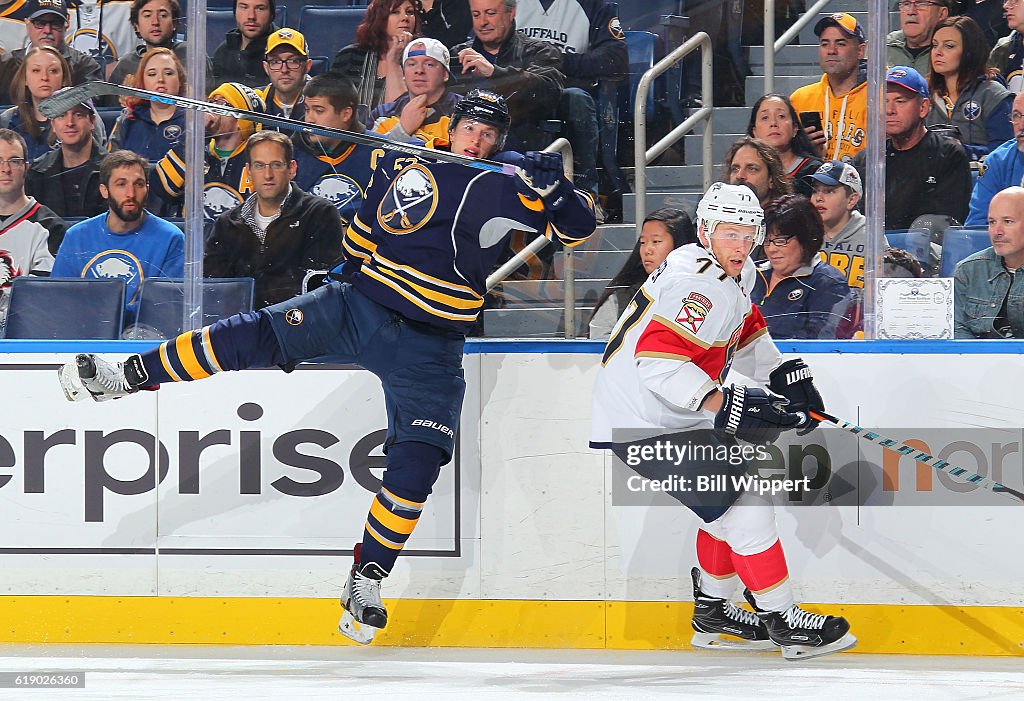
887, 0, 951, 77
205, 130, 343, 308
966, 92, 1024, 225
0, 0, 101, 104
257, 28, 311, 128
0, 128, 63, 320
989, 0, 1024, 93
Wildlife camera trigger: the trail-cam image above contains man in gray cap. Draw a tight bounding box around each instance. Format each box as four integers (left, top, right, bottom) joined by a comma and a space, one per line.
805, 160, 868, 290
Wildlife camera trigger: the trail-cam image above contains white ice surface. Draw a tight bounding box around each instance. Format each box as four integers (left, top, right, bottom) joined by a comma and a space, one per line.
0, 646, 1021, 700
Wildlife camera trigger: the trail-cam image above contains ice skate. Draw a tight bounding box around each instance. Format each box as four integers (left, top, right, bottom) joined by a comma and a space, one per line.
59, 353, 148, 402
690, 568, 775, 651
338, 550, 388, 645
743, 589, 858, 660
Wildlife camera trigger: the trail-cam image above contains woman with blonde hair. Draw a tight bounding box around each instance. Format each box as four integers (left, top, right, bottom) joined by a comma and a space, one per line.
108, 47, 187, 160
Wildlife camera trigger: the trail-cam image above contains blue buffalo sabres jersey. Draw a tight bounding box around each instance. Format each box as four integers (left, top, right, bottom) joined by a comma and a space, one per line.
344, 151, 596, 333
150, 140, 254, 227
292, 134, 383, 229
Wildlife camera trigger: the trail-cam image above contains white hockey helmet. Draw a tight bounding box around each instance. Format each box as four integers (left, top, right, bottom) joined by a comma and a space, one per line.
695, 182, 766, 247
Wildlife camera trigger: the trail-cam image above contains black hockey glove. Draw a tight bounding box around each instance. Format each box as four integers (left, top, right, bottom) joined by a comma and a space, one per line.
513, 151, 571, 210
768, 358, 825, 434
714, 385, 808, 444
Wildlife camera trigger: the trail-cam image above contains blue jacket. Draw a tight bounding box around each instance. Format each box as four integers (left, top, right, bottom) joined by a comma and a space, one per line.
751, 258, 852, 340
107, 104, 186, 163
953, 246, 1024, 338
966, 137, 1024, 226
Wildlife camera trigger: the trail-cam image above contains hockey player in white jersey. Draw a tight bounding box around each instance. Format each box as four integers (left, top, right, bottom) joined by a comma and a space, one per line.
591, 182, 857, 660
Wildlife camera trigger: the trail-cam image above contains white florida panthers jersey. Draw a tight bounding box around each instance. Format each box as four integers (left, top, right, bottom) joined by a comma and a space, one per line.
590, 243, 783, 446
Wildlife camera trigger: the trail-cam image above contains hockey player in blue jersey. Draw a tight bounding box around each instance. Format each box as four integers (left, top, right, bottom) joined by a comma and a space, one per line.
58, 89, 597, 644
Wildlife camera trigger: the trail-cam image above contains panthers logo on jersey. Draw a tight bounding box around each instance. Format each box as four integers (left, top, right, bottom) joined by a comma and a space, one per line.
203, 183, 244, 221
377, 164, 438, 235
311, 173, 363, 215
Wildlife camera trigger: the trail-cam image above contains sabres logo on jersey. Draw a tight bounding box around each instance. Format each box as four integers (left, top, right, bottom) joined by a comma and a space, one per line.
71, 28, 118, 64
609, 17, 624, 41
962, 100, 981, 121
378, 164, 438, 235
83, 249, 144, 303
311, 173, 363, 215
203, 183, 244, 220
163, 123, 183, 145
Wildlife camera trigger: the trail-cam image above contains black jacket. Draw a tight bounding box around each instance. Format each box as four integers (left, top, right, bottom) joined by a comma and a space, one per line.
451, 24, 565, 150
421, 0, 472, 50
25, 140, 106, 222
211, 25, 278, 88
204, 184, 344, 307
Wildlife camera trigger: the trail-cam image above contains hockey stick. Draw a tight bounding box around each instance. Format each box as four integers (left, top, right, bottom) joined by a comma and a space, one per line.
808, 410, 1024, 504
39, 82, 515, 175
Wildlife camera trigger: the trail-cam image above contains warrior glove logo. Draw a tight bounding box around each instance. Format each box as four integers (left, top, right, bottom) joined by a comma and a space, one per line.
378, 164, 438, 235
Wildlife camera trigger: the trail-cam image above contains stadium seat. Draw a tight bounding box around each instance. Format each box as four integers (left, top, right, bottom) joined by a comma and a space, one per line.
128, 277, 255, 339
3, 277, 125, 339
617, 0, 679, 31
940, 227, 991, 277
624, 31, 657, 116
885, 229, 932, 272
96, 107, 122, 140
298, 6, 366, 59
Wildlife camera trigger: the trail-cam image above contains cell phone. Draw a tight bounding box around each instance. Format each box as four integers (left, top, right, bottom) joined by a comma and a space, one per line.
799, 111, 823, 132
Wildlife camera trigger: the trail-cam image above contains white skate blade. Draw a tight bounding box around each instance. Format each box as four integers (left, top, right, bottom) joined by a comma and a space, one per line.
691, 631, 777, 652
338, 608, 379, 645
58, 361, 89, 402
781, 631, 858, 660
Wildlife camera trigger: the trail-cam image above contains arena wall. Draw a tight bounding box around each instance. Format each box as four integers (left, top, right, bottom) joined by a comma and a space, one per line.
0, 340, 1021, 654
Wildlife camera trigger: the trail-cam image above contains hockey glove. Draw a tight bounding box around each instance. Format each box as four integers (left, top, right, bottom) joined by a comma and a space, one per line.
768, 358, 824, 434
513, 151, 572, 210
714, 385, 807, 445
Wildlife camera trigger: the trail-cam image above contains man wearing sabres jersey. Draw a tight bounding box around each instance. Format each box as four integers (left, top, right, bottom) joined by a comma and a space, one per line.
58, 89, 596, 645
590, 183, 856, 660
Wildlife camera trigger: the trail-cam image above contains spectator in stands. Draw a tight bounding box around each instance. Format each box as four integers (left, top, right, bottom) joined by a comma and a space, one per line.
66, 0, 142, 77
0, 0, 102, 102
51, 149, 184, 324
331, 0, 422, 116
294, 75, 378, 227
150, 82, 264, 228
0, 46, 105, 161
515, 0, 627, 196
723, 136, 791, 208
805, 160, 869, 290
853, 66, 971, 230
888, 0, 950, 77
258, 27, 310, 124
451, 0, 565, 151
966, 92, 1024, 226
107, 48, 186, 161
989, 0, 1024, 93
955, 0, 1008, 49
587, 207, 695, 340
0, 128, 59, 320
954, 186, 1024, 337
927, 16, 1012, 160
110, 0, 209, 90
205, 131, 345, 308
371, 37, 462, 146
419, 0, 471, 50
211, 0, 278, 88
26, 99, 105, 220
747, 93, 822, 198
790, 13, 866, 162
751, 194, 851, 340
0, 0, 32, 55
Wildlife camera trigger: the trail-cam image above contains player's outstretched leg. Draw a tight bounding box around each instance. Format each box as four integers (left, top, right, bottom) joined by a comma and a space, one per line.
743, 589, 857, 660
690, 568, 775, 651
60, 353, 148, 402
338, 544, 389, 645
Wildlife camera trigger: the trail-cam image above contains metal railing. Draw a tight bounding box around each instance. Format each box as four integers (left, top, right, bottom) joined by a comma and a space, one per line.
634, 31, 712, 236
763, 0, 833, 94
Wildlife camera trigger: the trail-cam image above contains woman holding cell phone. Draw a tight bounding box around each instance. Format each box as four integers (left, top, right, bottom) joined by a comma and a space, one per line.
747, 93, 823, 197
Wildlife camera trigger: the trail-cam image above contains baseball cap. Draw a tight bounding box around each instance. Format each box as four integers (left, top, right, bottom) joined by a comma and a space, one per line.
804, 160, 862, 196
886, 65, 929, 99
265, 28, 308, 57
27, 0, 67, 22
813, 12, 865, 43
403, 37, 451, 75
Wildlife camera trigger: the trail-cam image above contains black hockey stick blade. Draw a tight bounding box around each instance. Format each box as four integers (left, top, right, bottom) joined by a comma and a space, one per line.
40, 82, 515, 175
809, 410, 1024, 504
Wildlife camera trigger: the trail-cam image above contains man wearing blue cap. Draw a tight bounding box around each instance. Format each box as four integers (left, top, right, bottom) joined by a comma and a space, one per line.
805, 160, 867, 289
853, 65, 970, 230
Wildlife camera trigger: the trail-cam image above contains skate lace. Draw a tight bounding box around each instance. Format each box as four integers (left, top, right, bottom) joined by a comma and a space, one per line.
784, 605, 827, 630
352, 571, 383, 610
724, 601, 761, 628
92, 362, 132, 393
